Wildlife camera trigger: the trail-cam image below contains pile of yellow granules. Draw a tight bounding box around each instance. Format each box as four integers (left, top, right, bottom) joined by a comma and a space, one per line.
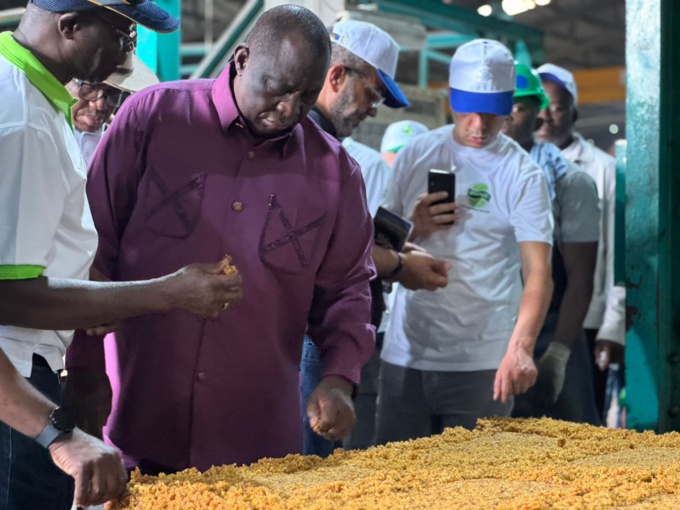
107, 417, 680, 509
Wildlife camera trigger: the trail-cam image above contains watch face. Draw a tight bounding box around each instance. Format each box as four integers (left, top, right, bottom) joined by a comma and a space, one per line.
50, 407, 76, 433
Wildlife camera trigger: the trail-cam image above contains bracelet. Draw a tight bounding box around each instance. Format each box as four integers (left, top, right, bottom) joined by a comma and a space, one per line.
383, 251, 404, 280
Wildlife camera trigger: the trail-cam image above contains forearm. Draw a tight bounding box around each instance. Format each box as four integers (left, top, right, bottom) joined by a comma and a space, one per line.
509, 270, 553, 353
371, 245, 400, 277
552, 278, 593, 349
0, 349, 53, 437
0, 276, 172, 330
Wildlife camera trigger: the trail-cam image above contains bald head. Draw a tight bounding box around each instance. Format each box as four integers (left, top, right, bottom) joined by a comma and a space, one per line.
232, 5, 330, 139
245, 5, 331, 63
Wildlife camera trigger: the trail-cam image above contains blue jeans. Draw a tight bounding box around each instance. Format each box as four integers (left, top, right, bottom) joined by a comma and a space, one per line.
299, 337, 342, 457
0, 355, 74, 510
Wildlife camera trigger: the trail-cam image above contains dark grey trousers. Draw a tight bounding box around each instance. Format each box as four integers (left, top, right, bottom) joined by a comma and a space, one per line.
374, 360, 512, 445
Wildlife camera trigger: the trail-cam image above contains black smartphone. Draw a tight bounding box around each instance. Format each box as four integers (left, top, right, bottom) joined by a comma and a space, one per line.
428, 169, 456, 207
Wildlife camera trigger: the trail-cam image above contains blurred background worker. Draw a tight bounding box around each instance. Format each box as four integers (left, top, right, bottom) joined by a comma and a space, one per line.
503, 63, 601, 424
380, 120, 429, 167
66, 53, 159, 164
535, 64, 625, 421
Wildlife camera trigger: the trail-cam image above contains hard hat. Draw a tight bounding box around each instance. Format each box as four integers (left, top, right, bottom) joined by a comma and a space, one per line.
514, 62, 549, 110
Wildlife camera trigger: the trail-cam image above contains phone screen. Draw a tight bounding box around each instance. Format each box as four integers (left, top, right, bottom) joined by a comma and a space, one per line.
428, 169, 456, 207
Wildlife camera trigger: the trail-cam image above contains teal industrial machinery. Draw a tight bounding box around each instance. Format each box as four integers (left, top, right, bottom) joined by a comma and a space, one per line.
625, 0, 680, 432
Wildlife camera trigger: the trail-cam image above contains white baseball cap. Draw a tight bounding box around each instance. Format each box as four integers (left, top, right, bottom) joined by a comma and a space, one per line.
380, 120, 429, 153
448, 39, 515, 116
537, 63, 578, 105
104, 53, 159, 93
329, 20, 409, 108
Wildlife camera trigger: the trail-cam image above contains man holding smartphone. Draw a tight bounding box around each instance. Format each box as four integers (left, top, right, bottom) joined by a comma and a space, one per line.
376, 39, 554, 443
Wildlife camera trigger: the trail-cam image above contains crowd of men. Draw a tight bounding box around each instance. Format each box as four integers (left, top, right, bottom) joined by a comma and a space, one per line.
0, 0, 623, 507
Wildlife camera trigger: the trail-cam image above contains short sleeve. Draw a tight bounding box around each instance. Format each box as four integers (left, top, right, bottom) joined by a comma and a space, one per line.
558, 165, 600, 243
0, 124, 68, 279
509, 161, 554, 245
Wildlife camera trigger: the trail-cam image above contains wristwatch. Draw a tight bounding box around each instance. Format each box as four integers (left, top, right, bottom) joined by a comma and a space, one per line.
35, 407, 75, 448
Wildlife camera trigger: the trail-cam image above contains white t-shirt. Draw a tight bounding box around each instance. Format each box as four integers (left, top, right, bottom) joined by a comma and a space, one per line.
531, 142, 599, 244
74, 127, 104, 166
381, 125, 553, 371
342, 137, 391, 217
0, 55, 98, 376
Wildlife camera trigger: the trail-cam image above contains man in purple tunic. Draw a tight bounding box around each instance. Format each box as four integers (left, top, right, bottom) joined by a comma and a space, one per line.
65, 5, 375, 474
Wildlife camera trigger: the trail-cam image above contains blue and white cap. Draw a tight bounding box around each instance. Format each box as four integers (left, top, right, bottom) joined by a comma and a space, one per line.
31, 0, 179, 33
330, 21, 409, 109
448, 39, 515, 116
537, 63, 578, 105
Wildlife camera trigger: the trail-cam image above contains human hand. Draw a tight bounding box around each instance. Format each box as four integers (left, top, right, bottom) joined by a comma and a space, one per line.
493, 346, 538, 403
306, 375, 356, 441
402, 242, 426, 254
61, 368, 112, 439
395, 250, 451, 291
594, 340, 624, 370
48, 428, 127, 507
164, 259, 242, 318
409, 192, 460, 240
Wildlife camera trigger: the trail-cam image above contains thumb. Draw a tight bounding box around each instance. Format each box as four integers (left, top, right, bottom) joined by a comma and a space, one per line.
306, 398, 321, 427
199, 259, 229, 275
431, 258, 451, 274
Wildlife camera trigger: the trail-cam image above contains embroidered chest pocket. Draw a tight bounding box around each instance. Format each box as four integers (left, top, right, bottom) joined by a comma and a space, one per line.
259, 195, 326, 275
143, 169, 206, 239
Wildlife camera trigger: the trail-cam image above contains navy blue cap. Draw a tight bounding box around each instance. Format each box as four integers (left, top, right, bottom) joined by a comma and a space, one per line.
31, 0, 179, 33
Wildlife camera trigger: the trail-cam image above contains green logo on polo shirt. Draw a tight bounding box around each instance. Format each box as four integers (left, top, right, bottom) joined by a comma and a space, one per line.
467, 183, 491, 208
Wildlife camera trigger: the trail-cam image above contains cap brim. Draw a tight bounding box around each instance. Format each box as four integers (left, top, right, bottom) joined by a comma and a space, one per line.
538, 72, 570, 95
86, 0, 179, 32
377, 69, 409, 109
449, 88, 513, 116
104, 54, 159, 92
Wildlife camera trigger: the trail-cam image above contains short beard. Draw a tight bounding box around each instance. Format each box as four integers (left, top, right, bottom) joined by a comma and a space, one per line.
328, 81, 360, 138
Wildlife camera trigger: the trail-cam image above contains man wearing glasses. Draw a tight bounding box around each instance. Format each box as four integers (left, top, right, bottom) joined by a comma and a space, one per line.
67, 53, 159, 164
0, 0, 240, 508
302, 20, 451, 457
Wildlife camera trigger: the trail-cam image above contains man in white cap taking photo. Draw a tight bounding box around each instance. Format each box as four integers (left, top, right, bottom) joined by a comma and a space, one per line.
535, 63, 625, 419
302, 20, 450, 456
376, 39, 554, 443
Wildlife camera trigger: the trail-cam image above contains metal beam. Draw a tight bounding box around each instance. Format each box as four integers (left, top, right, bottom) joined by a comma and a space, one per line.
191, 0, 263, 79
360, 0, 543, 45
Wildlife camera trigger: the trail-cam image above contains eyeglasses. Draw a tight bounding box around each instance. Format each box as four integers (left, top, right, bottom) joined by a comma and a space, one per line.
90, 12, 137, 52
344, 66, 386, 110
75, 80, 130, 109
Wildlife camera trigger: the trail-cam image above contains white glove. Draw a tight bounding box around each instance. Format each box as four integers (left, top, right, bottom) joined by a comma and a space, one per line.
538, 342, 571, 403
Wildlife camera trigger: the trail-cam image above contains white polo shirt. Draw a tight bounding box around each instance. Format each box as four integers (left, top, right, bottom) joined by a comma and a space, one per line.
0, 33, 98, 377
381, 125, 553, 371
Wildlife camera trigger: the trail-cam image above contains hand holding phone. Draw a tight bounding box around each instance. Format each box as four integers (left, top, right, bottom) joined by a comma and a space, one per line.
428, 169, 456, 224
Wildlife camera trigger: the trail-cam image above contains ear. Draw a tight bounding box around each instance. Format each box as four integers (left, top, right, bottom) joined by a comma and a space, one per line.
233, 45, 250, 75
327, 63, 348, 93
572, 108, 578, 124
58, 12, 81, 40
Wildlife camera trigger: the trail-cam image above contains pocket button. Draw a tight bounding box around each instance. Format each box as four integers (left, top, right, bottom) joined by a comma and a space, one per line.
247, 151, 255, 160
232, 201, 244, 212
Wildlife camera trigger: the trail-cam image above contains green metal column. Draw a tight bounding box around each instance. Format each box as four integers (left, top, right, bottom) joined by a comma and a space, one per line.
625, 0, 680, 432
137, 0, 181, 82
656, 0, 680, 432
